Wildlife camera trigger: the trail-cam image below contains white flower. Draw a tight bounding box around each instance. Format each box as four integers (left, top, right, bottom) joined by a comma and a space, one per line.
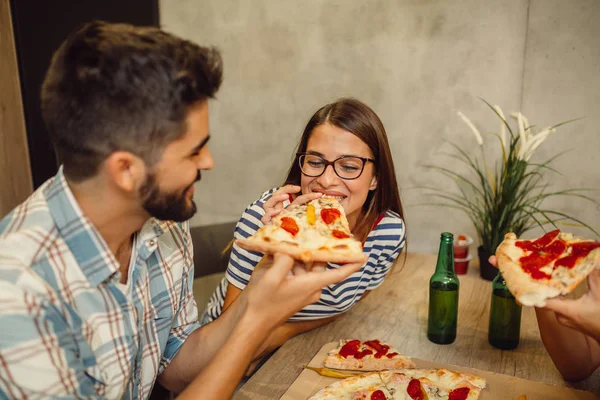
457, 111, 483, 146
518, 127, 555, 161
516, 112, 527, 151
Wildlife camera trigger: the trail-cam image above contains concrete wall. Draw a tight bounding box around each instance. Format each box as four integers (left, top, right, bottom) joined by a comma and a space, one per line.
160, 0, 600, 253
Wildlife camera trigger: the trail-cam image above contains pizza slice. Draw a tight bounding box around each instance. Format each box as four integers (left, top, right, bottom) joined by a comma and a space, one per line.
236, 196, 367, 263
324, 339, 416, 371
308, 371, 394, 400
382, 368, 486, 400
496, 230, 600, 306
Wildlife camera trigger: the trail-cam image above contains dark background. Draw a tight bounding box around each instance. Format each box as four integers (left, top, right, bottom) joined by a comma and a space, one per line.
10, 0, 160, 188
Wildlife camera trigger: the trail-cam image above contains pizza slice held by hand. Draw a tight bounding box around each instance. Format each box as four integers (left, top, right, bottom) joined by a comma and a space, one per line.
236, 196, 367, 263
324, 339, 416, 371
496, 230, 600, 307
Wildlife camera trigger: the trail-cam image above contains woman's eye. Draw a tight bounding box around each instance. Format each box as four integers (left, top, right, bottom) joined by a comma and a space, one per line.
341, 164, 360, 171
308, 161, 325, 167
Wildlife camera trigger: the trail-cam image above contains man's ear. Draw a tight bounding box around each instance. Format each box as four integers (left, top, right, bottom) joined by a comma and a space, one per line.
369, 174, 378, 191
104, 151, 146, 193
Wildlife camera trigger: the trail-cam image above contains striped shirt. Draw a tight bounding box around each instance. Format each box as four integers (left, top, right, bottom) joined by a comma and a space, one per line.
0, 168, 199, 400
201, 188, 405, 324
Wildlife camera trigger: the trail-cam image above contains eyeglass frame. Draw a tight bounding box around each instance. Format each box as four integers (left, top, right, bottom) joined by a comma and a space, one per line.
296, 152, 375, 180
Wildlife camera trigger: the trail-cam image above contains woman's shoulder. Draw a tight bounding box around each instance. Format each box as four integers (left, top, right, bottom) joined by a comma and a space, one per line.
365, 211, 406, 242
374, 210, 404, 229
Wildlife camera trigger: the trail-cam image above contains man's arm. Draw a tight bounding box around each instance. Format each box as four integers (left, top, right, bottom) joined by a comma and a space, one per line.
157, 287, 248, 393
163, 254, 362, 399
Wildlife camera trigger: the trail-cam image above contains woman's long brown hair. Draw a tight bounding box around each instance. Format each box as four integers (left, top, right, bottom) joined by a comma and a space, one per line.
283, 98, 405, 242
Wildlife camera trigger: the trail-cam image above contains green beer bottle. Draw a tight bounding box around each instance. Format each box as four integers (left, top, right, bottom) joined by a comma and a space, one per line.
488, 271, 522, 349
427, 232, 459, 344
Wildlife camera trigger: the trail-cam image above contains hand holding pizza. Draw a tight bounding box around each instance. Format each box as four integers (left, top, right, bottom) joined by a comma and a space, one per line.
243, 253, 363, 330
544, 270, 600, 343
261, 185, 322, 224
490, 252, 600, 342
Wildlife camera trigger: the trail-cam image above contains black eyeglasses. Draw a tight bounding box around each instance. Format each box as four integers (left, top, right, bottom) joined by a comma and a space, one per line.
297, 153, 375, 180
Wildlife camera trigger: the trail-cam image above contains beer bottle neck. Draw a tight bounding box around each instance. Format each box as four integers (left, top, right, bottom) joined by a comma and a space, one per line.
434, 233, 456, 276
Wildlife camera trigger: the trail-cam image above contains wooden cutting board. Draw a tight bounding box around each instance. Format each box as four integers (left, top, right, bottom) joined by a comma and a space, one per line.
280, 342, 600, 400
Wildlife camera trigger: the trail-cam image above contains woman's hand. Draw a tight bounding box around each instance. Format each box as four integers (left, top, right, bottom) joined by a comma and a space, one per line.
261, 185, 322, 224
544, 270, 600, 343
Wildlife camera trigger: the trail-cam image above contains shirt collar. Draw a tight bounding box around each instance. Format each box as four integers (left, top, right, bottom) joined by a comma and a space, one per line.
45, 167, 165, 286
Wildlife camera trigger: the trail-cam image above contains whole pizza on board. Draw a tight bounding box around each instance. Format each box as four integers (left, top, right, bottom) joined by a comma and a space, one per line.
309, 368, 487, 400
236, 196, 367, 263
496, 230, 600, 307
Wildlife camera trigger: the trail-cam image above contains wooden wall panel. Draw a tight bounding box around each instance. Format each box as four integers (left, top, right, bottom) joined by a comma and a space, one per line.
0, 0, 33, 218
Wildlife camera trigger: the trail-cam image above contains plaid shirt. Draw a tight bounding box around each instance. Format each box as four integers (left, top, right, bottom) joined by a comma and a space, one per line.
0, 168, 200, 399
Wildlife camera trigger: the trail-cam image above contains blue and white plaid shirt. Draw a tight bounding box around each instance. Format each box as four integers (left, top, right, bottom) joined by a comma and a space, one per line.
0, 168, 200, 399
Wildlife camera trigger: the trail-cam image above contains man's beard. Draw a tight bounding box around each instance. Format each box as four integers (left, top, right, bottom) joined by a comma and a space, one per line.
139, 171, 200, 222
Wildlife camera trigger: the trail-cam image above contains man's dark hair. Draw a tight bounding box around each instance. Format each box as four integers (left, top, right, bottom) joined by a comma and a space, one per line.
41, 21, 223, 181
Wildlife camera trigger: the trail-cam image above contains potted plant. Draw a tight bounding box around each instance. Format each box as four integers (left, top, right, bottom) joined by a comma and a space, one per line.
422, 99, 598, 280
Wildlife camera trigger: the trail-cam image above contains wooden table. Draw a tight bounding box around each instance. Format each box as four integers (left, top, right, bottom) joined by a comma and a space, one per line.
234, 252, 600, 399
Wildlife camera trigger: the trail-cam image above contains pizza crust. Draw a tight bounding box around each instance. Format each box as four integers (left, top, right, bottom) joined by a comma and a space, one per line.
496, 232, 600, 307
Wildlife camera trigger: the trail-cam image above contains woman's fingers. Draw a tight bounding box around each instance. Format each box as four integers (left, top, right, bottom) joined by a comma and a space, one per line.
261, 186, 302, 224
263, 193, 290, 211
291, 192, 323, 206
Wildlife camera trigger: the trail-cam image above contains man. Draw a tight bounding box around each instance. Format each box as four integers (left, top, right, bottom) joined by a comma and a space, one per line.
489, 256, 600, 381
0, 21, 362, 399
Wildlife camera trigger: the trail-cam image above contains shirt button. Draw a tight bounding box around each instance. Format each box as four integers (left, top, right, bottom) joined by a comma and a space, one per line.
149, 240, 155, 246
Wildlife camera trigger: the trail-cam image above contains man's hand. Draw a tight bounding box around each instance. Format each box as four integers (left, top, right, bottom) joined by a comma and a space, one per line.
543, 270, 600, 343
244, 253, 362, 331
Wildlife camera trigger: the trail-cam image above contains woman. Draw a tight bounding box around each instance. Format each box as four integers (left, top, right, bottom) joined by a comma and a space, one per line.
201, 98, 406, 360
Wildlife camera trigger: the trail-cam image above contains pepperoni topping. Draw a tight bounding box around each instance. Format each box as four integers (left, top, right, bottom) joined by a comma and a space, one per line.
371, 390, 387, 400
448, 387, 470, 400
555, 241, 600, 269
355, 349, 373, 359
333, 230, 350, 239
516, 230, 600, 280
518, 239, 566, 279
280, 217, 299, 236
321, 208, 341, 224
386, 352, 398, 359
406, 379, 425, 400
364, 340, 390, 358
339, 340, 361, 358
